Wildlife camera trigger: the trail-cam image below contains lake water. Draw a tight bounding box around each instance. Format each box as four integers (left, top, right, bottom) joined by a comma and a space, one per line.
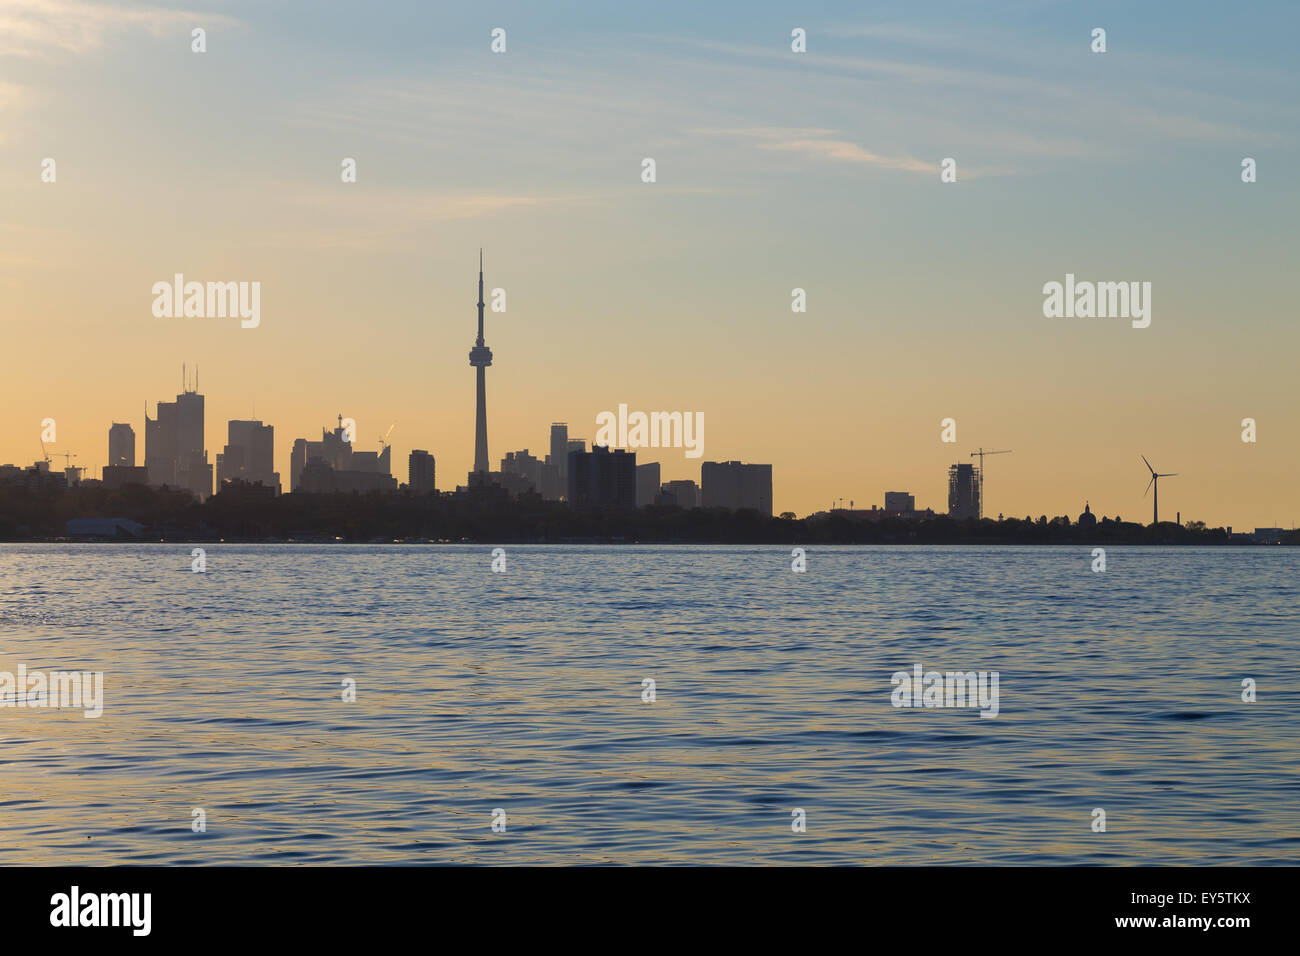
0, 544, 1296, 865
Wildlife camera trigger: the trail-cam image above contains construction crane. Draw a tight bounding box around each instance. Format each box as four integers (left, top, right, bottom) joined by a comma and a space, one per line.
50, 450, 77, 469
379, 424, 396, 450
969, 448, 1012, 519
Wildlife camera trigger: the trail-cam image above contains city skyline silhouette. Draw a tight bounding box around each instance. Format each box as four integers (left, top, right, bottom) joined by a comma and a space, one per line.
2, 3, 1297, 528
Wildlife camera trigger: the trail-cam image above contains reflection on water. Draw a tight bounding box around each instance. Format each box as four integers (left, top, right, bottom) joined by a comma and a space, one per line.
0, 544, 1296, 864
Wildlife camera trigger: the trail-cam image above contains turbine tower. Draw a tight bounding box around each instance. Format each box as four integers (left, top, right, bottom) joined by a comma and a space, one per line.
469, 250, 493, 478
1142, 455, 1177, 525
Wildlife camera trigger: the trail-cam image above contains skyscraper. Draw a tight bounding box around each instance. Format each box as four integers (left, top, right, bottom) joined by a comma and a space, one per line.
549, 423, 568, 478
541, 423, 569, 499
947, 463, 980, 520
216, 420, 279, 493
108, 422, 135, 467
468, 250, 493, 482
145, 373, 212, 500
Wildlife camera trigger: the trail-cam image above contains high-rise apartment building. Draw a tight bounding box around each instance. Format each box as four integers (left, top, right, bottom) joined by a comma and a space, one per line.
567, 446, 636, 509
701, 460, 773, 515
947, 464, 980, 520
408, 450, 436, 493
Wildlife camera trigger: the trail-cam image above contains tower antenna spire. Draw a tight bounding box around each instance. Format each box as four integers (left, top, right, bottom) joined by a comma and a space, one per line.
476, 249, 485, 344
468, 249, 494, 477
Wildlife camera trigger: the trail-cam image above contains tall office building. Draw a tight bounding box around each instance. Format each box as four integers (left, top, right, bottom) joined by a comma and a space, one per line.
108, 422, 135, 468
635, 462, 661, 507
568, 446, 636, 509
468, 250, 494, 482
216, 419, 279, 493
543, 423, 568, 498
145, 373, 212, 500
408, 450, 436, 493
701, 461, 773, 515
549, 424, 568, 480
947, 464, 980, 520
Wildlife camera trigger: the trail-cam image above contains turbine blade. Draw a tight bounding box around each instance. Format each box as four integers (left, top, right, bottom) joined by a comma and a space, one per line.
1141, 455, 1154, 474
1144, 475, 1154, 497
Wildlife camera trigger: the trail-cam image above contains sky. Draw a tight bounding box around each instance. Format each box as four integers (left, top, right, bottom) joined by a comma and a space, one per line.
1, 0, 1297, 527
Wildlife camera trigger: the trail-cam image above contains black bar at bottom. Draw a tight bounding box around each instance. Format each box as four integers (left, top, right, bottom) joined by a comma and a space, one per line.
0, 865, 1284, 943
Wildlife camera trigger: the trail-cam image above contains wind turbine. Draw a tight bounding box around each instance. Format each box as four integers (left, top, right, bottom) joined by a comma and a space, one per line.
1142, 455, 1177, 525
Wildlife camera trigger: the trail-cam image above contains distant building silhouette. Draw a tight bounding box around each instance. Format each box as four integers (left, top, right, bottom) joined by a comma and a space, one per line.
145, 378, 212, 500
544, 423, 569, 499
635, 462, 660, 507
216, 420, 279, 494
660, 478, 700, 509
0, 461, 66, 492
884, 491, 914, 512
102, 465, 148, 490
501, 449, 541, 494
291, 416, 395, 492
408, 450, 436, 493
468, 250, 493, 484
1078, 501, 1097, 528
492, 470, 536, 498
947, 463, 980, 520
568, 445, 636, 509
828, 503, 937, 522
108, 422, 135, 468
701, 460, 772, 515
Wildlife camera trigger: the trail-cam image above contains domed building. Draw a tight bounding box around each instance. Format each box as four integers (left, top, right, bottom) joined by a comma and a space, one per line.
1077, 501, 1097, 528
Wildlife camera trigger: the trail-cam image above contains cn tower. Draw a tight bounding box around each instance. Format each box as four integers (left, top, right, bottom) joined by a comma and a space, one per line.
468, 249, 493, 478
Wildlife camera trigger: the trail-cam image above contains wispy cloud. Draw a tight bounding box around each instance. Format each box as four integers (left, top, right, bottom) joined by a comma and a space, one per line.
0, 0, 238, 58
647, 33, 1267, 151
694, 127, 942, 176
762, 137, 933, 173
